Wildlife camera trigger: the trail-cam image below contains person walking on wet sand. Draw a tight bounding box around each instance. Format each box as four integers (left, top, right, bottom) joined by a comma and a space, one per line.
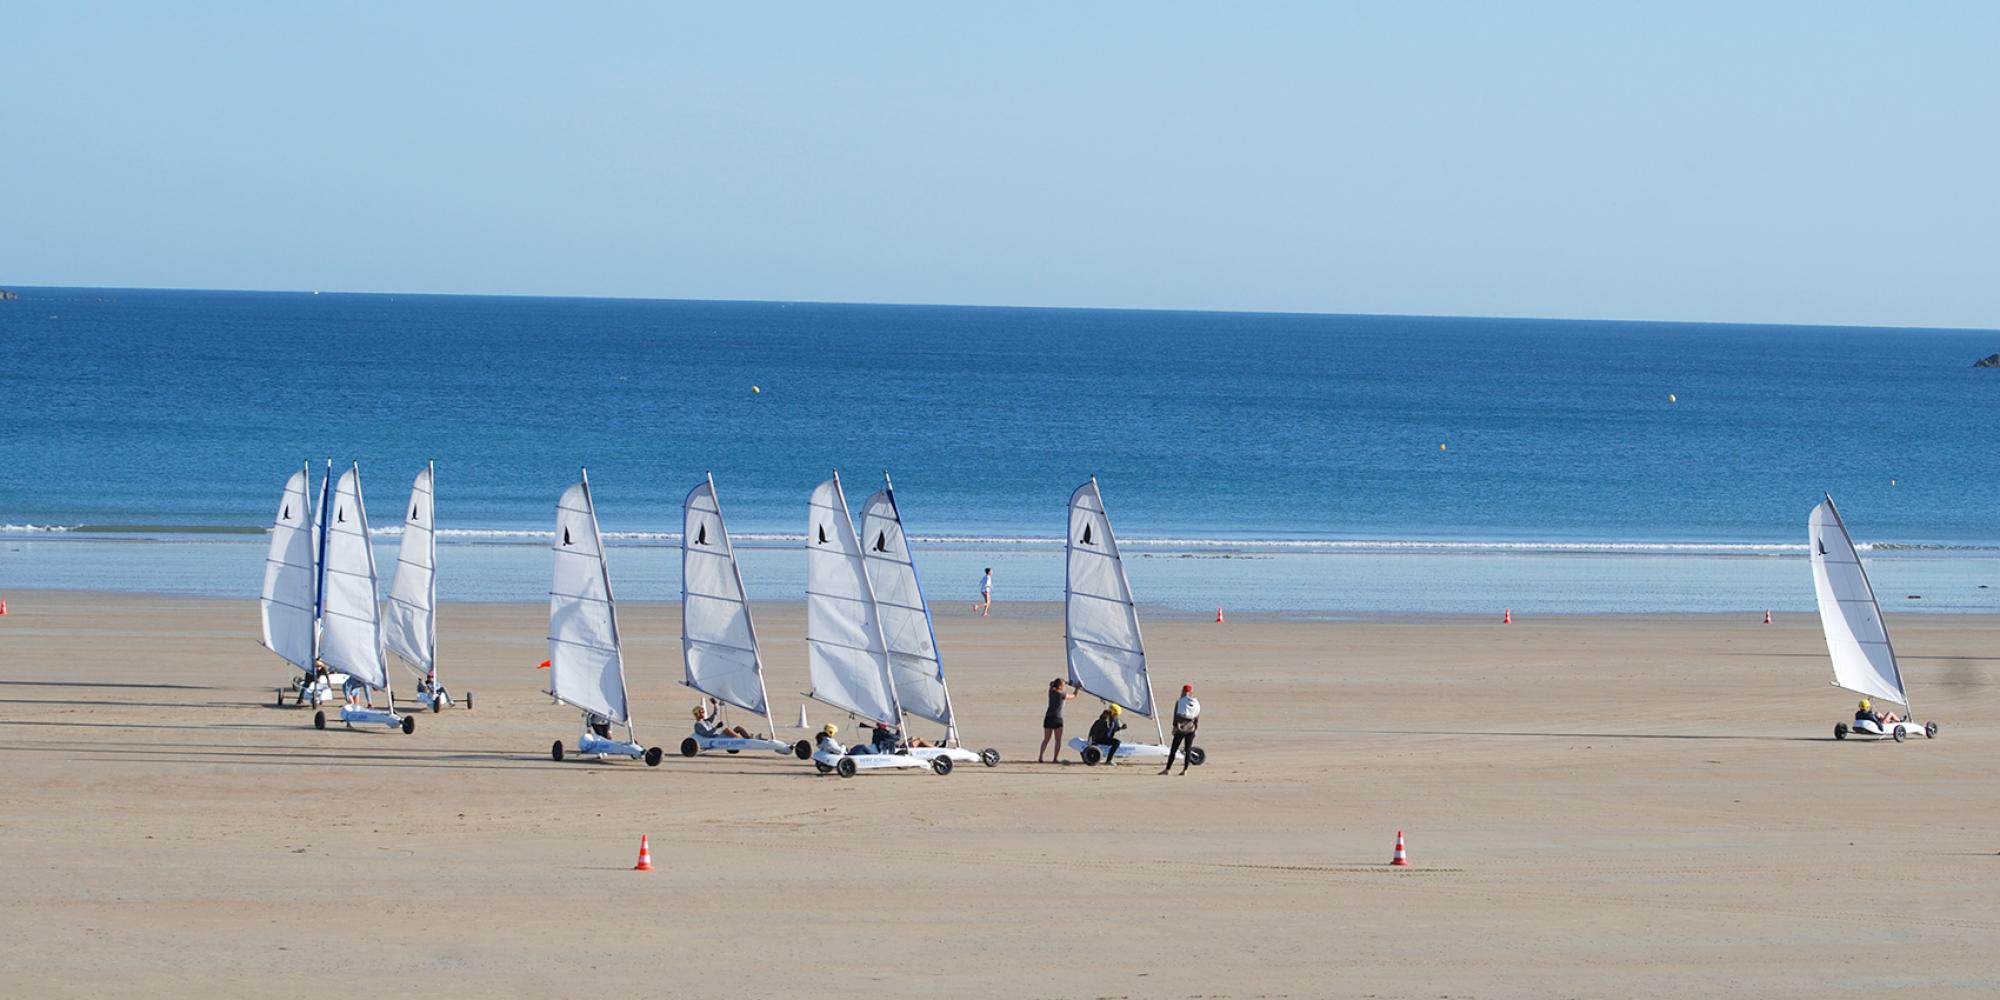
976, 567, 992, 616
1161, 683, 1200, 775
1038, 677, 1080, 762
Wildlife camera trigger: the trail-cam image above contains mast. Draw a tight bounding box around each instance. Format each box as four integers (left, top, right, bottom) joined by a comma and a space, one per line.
1820, 492, 1909, 712
313, 457, 332, 669
846, 471, 910, 734
681, 472, 778, 733
883, 471, 958, 744
1066, 476, 1164, 743
426, 460, 437, 681
352, 462, 391, 703
804, 470, 904, 729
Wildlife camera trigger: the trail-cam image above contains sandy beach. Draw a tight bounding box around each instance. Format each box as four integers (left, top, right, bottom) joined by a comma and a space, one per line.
1, 590, 1996, 998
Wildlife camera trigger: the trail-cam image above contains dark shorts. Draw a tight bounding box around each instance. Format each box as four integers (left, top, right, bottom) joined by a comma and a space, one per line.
1043, 715, 1064, 730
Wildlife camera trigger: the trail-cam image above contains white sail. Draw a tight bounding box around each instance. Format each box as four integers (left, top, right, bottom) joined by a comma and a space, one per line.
806, 474, 901, 724
681, 475, 772, 720
260, 464, 317, 672
1066, 478, 1155, 718
318, 464, 390, 692
860, 480, 952, 730
381, 462, 436, 679
547, 472, 629, 723
1811, 495, 1908, 707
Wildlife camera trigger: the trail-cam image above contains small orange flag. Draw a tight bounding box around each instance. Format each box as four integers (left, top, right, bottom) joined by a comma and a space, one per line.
537, 659, 551, 670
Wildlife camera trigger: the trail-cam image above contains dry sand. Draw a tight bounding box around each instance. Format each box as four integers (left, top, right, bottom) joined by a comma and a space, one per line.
1, 590, 1996, 998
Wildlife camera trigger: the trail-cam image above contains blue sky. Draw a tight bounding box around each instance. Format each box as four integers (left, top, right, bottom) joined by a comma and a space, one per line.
3, 2, 1994, 327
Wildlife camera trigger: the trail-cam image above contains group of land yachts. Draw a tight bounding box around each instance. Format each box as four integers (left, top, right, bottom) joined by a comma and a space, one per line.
259, 463, 1205, 776
261, 461, 1940, 769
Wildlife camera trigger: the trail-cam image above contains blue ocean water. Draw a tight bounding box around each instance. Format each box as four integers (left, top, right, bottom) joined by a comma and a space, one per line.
3, 287, 1997, 611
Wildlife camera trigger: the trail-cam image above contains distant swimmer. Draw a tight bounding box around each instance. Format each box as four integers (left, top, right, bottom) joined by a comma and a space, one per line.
1039, 678, 1081, 763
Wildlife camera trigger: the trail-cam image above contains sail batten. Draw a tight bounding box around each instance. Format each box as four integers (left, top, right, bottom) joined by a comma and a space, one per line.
382, 464, 436, 680
546, 473, 630, 723
260, 465, 318, 673
681, 477, 773, 720
806, 475, 902, 725
1810, 496, 1908, 708
860, 482, 954, 730
1065, 479, 1156, 718
318, 464, 390, 692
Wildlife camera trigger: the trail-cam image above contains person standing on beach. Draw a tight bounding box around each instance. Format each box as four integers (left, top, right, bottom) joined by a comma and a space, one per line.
1039, 677, 1080, 762
977, 567, 993, 616
1161, 683, 1200, 775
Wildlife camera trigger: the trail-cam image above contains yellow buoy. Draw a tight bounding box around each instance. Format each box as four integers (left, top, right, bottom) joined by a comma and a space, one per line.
1439, 443, 1447, 452
751, 385, 762, 394
1667, 393, 1677, 403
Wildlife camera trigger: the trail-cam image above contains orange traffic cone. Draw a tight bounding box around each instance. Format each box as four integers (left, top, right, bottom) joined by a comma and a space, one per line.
1215, 607, 1225, 624
1762, 610, 1772, 625
1502, 608, 1511, 625
632, 834, 654, 871
1390, 830, 1408, 866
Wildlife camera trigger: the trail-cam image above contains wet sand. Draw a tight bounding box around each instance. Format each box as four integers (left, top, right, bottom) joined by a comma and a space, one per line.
1, 591, 1996, 998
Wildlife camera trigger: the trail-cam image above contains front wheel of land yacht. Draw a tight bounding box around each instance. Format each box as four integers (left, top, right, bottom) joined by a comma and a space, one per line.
401, 715, 416, 735
313, 710, 326, 731
980, 748, 1000, 767
431, 698, 441, 713
931, 756, 953, 775
836, 757, 857, 778
644, 747, 664, 767
275, 692, 285, 707
1081, 746, 1103, 766
794, 740, 813, 760
1893, 727, 1907, 742
680, 738, 699, 758
1834, 722, 1848, 740
550, 741, 565, 762
815, 761, 833, 774
1187, 747, 1207, 766
1926, 721, 1939, 739
464, 692, 473, 710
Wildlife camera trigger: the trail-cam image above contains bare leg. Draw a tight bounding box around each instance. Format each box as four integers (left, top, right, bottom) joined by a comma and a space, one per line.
1038, 727, 1053, 762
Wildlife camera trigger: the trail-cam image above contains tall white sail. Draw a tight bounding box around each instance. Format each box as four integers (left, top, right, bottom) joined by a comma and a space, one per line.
318, 464, 390, 691
260, 464, 317, 672
381, 462, 436, 679
681, 475, 772, 720
1066, 478, 1156, 718
1811, 495, 1908, 707
860, 480, 952, 729
547, 472, 629, 723
806, 473, 901, 725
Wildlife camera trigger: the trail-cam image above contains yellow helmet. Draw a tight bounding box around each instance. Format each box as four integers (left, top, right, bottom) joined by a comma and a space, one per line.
822, 723, 838, 736
1108, 704, 1122, 716
1858, 698, 1871, 711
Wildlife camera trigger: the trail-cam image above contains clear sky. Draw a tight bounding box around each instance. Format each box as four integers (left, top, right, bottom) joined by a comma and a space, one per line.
3, 2, 1994, 327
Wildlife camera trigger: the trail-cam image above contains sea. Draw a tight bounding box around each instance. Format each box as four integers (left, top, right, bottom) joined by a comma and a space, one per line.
3, 287, 1997, 614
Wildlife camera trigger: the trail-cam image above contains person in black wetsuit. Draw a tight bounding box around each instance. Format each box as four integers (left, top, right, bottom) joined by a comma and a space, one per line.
1161, 683, 1200, 775
1855, 698, 1901, 727
1087, 704, 1125, 765
1039, 678, 1080, 763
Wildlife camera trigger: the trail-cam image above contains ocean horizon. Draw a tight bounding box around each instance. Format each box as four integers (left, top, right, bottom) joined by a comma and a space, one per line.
4, 286, 1997, 612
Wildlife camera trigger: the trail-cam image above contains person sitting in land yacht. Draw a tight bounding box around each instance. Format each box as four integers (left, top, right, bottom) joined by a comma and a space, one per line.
1854, 698, 1901, 728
